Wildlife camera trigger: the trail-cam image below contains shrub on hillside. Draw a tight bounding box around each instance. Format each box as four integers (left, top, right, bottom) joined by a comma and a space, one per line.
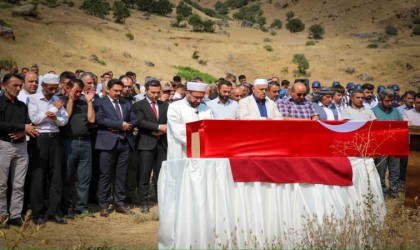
0, 57, 17, 72
292, 54, 309, 76
0, 19, 10, 27
286, 11, 294, 21
308, 24, 325, 39
80, 0, 111, 19
187, 14, 215, 33
174, 65, 217, 83
214, 1, 229, 15
385, 25, 398, 36
113, 1, 130, 23
270, 19, 282, 29
413, 25, 420, 36
126, 32, 134, 40
233, 4, 263, 23
176, 1, 192, 20
367, 43, 378, 48
137, 0, 173, 16
286, 18, 305, 33
306, 40, 315, 46
4, 0, 20, 4
122, 0, 137, 8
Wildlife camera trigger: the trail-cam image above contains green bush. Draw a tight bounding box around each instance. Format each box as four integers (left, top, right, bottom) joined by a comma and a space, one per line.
413, 25, 420, 35
286, 18, 305, 33
308, 24, 325, 39
264, 45, 273, 52
183, 0, 227, 19
286, 11, 294, 21
214, 1, 229, 15
80, 0, 111, 19
233, 4, 263, 24
126, 32, 134, 40
98, 60, 107, 66
187, 14, 214, 33
63, 0, 75, 7
0, 19, 10, 27
270, 18, 282, 29
46, 0, 57, 7
122, 0, 137, 8
385, 25, 398, 36
367, 43, 378, 48
292, 54, 309, 76
137, 0, 174, 16
306, 40, 315, 46
173, 65, 217, 83
113, 1, 130, 23
176, 1, 192, 20
0, 2, 15, 8
0, 57, 17, 71
413, 18, 420, 24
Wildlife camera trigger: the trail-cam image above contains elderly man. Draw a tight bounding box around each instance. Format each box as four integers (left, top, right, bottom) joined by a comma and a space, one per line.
372, 89, 402, 199
341, 90, 376, 121
267, 81, 280, 102
312, 87, 339, 120
277, 82, 319, 120
28, 73, 69, 225
230, 87, 243, 103
167, 81, 214, 160
0, 73, 38, 228
238, 79, 283, 120
207, 80, 238, 119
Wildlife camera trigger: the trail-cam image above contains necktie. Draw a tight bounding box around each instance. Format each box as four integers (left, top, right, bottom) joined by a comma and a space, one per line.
113, 100, 123, 120
151, 101, 158, 120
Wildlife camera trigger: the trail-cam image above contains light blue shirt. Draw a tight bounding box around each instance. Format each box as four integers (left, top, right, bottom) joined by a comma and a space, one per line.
397, 104, 412, 116
207, 97, 238, 119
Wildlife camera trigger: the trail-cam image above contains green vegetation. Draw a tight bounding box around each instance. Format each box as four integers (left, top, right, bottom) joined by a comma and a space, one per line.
270, 19, 282, 29
306, 40, 315, 46
63, 0, 75, 7
0, 19, 11, 27
264, 45, 273, 52
286, 18, 305, 33
80, 0, 111, 19
286, 11, 295, 21
174, 66, 216, 83
126, 32, 134, 40
0, 57, 17, 72
308, 24, 325, 39
46, 0, 57, 7
183, 0, 227, 19
233, 4, 266, 26
292, 54, 309, 76
176, 1, 192, 20
3, 0, 20, 4
98, 60, 107, 66
188, 14, 215, 33
385, 25, 397, 36
0, 2, 15, 8
123, 0, 173, 16
214, 0, 251, 15
412, 25, 420, 36
113, 1, 130, 23
414, 18, 420, 24
367, 43, 378, 48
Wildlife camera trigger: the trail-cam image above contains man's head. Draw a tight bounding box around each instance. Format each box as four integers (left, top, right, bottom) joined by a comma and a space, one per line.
30, 64, 39, 75
185, 81, 207, 108
312, 81, 321, 94
281, 80, 290, 89
346, 82, 355, 93
75, 69, 85, 78
41, 73, 60, 99
80, 72, 97, 93
290, 82, 308, 103
225, 73, 236, 85
23, 71, 39, 94
252, 79, 268, 101
362, 83, 375, 101
120, 75, 134, 97
173, 75, 182, 84
9, 64, 18, 74
103, 72, 112, 83
332, 85, 345, 104
230, 87, 243, 102
65, 78, 84, 100
145, 80, 161, 102
414, 93, 420, 112
59, 71, 77, 94
390, 84, 400, 96
267, 81, 280, 101
315, 87, 335, 107
401, 90, 416, 108
350, 90, 365, 109
1, 73, 24, 100
217, 79, 233, 102
378, 89, 395, 110
106, 79, 124, 100
21, 67, 29, 75
238, 75, 246, 84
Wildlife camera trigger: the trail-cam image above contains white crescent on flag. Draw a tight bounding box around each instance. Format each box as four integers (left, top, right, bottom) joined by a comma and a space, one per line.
317, 120, 367, 133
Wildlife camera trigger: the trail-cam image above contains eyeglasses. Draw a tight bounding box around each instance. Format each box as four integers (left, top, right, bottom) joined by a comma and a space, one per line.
296, 93, 307, 97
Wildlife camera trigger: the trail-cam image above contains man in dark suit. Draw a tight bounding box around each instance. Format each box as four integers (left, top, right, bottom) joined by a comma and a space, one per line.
94, 79, 138, 217
133, 80, 168, 213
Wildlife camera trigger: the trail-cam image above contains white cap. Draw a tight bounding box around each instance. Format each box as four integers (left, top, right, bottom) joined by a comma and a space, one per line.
186, 81, 207, 92
253, 78, 268, 86
42, 73, 59, 84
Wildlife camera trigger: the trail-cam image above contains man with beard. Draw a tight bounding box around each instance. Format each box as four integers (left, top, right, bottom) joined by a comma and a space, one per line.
341, 90, 377, 121
28, 73, 69, 225
362, 83, 378, 109
120, 75, 136, 103
167, 81, 214, 160
238, 79, 283, 120
397, 90, 416, 116
207, 80, 238, 119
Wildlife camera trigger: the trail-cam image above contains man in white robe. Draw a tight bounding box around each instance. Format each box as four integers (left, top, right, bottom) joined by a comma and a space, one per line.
167, 81, 214, 160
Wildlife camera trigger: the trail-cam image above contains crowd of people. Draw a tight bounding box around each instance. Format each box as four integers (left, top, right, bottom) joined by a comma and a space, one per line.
0, 63, 419, 228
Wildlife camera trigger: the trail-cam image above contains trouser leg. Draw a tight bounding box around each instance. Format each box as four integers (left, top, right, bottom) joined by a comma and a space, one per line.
375, 157, 387, 196
46, 136, 64, 217
114, 140, 130, 208
30, 135, 48, 219
9, 142, 29, 219
75, 140, 92, 212
98, 148, 116, 209
138, 149, 155, 206
0, 140, 14, 217
388, 156, 400, 195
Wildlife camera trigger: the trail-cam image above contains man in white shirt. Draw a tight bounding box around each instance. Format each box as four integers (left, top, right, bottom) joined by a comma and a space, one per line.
28, 73, 69, 225
207, 79, 238, 119
167, 81, 214, 160
17, 72, 38, 104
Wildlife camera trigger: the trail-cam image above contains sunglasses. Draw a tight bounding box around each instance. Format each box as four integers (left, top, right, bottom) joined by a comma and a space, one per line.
296, 93, 307, 97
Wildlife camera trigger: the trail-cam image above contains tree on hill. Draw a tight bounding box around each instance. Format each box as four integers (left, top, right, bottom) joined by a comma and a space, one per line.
286, 11, 295, 21
270, 18, 282, 29
113, 1, 130, 23
292, 54, 309, 76
137, 0, 174, 16
286, 18, 305, 33
122, 0, 137, 9
308, 24, 324, 39
176, 1, 192, 20
188, 13, 215, 33
80, 0, 111, 19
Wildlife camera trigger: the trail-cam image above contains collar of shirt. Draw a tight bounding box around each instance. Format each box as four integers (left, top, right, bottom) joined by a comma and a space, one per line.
107, 95, 118, 104
146, 96, 156, 105
350, 105, 366, 111
378, 104, 394, 114
216, 97, 232, 106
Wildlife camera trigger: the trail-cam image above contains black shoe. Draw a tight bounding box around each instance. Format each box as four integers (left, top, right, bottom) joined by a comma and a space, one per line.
65, 210, 75, 220
141, 205, 150, 214
74, 210, 96, 218
8, 217, 24, 227
48, 215, 68, 224
33, 217, 46, 225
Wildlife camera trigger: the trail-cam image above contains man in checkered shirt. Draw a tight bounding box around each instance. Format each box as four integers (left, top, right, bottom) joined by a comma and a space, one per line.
277, 82, 319, 120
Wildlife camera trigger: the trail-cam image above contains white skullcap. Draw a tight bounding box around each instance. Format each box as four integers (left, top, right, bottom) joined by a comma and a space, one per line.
253, 78, 268, 86
42, 73, 60, 84
186, 81, 207, 92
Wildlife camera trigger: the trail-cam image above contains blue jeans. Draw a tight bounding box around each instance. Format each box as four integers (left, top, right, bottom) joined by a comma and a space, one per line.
62, 138, 92, 213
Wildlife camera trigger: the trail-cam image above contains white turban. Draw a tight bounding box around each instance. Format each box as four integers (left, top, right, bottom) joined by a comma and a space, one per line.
186, 81, 207, 92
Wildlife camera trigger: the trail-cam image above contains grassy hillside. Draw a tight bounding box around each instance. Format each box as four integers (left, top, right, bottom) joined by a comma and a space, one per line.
0, 0, 419, 91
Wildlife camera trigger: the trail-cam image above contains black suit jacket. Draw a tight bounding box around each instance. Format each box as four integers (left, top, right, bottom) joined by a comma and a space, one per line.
94, 96, 138, 150
133, 98, 168, 151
